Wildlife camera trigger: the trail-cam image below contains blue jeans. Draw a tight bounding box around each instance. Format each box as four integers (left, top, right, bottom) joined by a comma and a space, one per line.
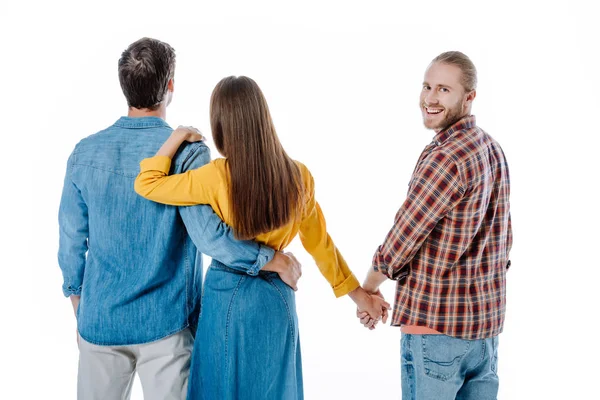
401, 333, 499, 400
188, 261, 303, 400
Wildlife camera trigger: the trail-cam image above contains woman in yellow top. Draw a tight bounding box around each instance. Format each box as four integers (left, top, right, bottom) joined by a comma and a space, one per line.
135, 76, 388, 400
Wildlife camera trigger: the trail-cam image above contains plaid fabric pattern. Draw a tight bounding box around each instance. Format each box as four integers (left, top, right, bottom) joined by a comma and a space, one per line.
373, 116, 512, 339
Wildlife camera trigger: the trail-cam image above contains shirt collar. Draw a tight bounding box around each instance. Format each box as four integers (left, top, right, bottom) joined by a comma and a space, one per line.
113, 116, 171, 129
432, 115, 476, 146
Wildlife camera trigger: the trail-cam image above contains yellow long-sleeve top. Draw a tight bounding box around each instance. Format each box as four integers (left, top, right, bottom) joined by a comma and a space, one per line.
135, 156, 359, 298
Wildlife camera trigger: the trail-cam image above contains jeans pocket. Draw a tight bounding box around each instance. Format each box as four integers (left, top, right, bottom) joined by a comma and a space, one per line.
421, 335, 470, 381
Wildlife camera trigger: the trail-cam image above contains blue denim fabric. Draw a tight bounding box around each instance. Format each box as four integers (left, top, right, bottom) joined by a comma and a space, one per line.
188, 261, 303, 400
401, 333, 499, 400
58, 116, 274, 346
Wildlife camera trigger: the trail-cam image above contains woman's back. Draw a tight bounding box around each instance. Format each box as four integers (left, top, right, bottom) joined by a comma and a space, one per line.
200, 158, 313, 251
136, 153, 359, 297
136, 75, 360, 297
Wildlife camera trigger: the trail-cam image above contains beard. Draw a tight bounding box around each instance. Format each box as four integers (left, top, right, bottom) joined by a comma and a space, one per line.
422, 101, 465, 131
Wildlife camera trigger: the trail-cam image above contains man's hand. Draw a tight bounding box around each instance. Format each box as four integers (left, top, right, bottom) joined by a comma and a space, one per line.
70, 295, 80, 346
70, 295, 80, 317
262, 252, 302, 291
349, 287, 391, 330
357, 289, 389, 330
355, 268, 390, 330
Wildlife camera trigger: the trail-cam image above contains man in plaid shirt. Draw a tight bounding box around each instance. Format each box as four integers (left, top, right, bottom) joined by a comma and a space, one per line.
359, 51, 512, 399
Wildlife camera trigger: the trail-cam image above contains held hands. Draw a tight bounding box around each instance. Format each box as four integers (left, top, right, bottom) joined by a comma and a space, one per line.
350, 287, 390, 330
356, 289, 389, 330
172, 125, 204, 143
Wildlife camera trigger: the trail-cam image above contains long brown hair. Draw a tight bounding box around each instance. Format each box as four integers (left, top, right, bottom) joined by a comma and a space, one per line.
210, 76, 304, 239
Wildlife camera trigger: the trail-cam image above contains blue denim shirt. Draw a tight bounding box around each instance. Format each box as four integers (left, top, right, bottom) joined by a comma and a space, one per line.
58, 116, 274, 346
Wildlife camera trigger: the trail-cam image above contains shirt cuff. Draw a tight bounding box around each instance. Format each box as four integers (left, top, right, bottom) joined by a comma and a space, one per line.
332, 274, 360, 298
374, 263, 410, 281
372, 249, 393, 279
140, 156, 172, 173
246, 245, 275, 276
62, 282, 82, 297
372, 248, 401, 280
373, 263, 392, 279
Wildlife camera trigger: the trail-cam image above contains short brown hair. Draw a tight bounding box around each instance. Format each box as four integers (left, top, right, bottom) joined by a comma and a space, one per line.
210, 76, 304, 239
431, 51, 477, 92
118, 38, 176, 110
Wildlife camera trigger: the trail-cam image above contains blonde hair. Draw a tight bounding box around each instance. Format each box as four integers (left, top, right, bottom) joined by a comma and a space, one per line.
432, 51, 477, 92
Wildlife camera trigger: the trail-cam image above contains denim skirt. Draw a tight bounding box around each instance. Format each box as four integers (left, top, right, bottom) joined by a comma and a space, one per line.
187, 260, 303, 400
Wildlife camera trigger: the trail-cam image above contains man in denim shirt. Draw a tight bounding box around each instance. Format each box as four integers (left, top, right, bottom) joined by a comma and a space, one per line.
58, 37, 301, 400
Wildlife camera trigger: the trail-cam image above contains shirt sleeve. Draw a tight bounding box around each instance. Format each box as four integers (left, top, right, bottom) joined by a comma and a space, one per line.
298, 169, 360, 297
58, 150, 89, 297
177, 144, 274, 275
372, 151, 466, 280
134, 154, 221, 206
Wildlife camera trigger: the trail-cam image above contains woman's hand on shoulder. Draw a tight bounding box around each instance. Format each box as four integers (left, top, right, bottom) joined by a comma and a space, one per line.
173, 125, 205, 143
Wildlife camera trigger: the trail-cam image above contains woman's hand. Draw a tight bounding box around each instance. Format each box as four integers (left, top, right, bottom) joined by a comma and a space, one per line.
172, 125, 204, 143
349, 286, 390, 329
155, 125, 204, 159
357, 289, 390, 330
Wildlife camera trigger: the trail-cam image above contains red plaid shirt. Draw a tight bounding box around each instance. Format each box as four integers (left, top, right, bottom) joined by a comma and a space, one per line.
373, 116, 512, 340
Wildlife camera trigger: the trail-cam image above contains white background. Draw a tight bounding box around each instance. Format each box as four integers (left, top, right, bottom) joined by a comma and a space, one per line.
1, 0, 599, 399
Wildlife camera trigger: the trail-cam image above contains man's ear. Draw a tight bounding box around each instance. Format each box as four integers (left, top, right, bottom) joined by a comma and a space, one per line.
463, 89, 476, 112
466, 89, 476, 104
168, 78, 175, 92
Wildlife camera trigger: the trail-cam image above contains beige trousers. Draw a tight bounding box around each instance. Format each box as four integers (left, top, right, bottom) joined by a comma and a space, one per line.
77, 329, 193, 400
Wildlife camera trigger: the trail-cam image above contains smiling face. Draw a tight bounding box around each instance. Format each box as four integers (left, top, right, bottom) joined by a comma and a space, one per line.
420, 62, 476, 132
